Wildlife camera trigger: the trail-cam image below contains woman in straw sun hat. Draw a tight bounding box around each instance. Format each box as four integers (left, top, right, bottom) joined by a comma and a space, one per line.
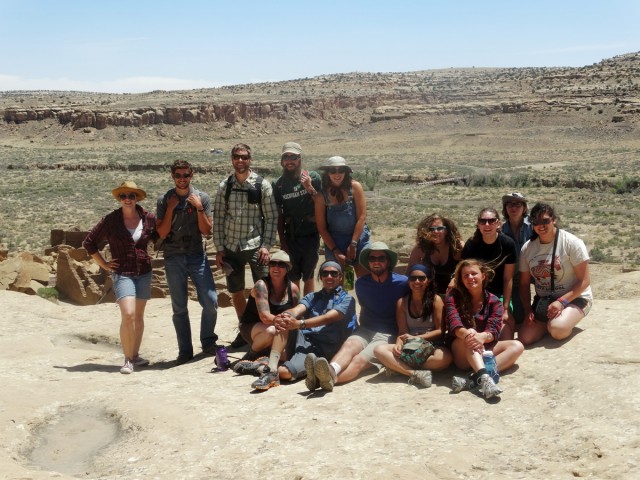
83, 180, 157, 375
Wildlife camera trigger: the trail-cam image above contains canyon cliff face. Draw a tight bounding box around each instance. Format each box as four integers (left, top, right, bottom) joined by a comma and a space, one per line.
2, 52, 639, 131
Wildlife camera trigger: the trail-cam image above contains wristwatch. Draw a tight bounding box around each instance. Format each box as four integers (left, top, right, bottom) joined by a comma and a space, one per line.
299, 319, 306, 329
350, 240, 358, 247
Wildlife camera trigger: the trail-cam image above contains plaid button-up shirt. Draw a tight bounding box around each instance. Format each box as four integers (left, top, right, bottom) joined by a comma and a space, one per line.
213, 170, 277, 252
83, 205, 157, 276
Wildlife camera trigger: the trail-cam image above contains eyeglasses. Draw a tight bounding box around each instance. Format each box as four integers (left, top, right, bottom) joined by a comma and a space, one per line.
328, 168, 345, 174
409, 275, 428, 282
531, 218, 553, 226
173, 173, 192, 179
119, 193, 137, 200
506, 202, 524, 208
368, 255, 387, 263
478, 218, 498, 225
429, 226, 447, 232
269, 261, 288, 269
320, 270, 340, 278
232, 154, 251, 161
282, 154, 301, 161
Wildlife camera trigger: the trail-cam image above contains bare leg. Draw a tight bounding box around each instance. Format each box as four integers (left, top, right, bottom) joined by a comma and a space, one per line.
118, 296, 137, 360
518, 320, 548, 346
132, 299, 147, 357
303, 277, 315, 296
547, 306, 585, 340
336, 354, 374, 384
451, 338, 484, 372
493, 340, 524, 371
250, 323, 276, 353
232, 291, 247, 319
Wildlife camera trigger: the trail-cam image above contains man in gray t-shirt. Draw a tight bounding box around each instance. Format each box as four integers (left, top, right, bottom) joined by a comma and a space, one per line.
157, 159, 218, 365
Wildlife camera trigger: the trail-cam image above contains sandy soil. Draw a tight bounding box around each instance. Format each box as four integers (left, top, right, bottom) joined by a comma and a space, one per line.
1, 264, 639, 480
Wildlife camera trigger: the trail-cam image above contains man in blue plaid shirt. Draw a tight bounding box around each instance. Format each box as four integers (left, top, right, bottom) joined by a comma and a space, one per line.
213, 143, 278, 321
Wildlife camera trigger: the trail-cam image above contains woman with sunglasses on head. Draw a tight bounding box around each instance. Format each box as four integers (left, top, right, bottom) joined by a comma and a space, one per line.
518, 203, 592, 346
374, 264, 452, 388
461, 207, 518, 339
446, 259, 524, 399
233, 250, 300, 373
83, 181, 157, 374
500, 193, 534, 328
314, 156, 371, 278
407, 213, 464, 296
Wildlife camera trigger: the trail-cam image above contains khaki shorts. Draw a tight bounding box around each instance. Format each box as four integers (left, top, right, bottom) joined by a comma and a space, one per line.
349, 325, 394, 363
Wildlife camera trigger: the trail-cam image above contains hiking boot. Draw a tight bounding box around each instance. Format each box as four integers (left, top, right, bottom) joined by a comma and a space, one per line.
408, 370, 432, 388
175, 353, 194, 366
233, 357, 268, 376
304, 353, 318, 391
201, 345, 219, 356
251, 367, 280, 390
120, 359, 134, 374
230, 332, 247, 349
132, 355, 149, 367
478, 373, 503, 399
314, 357, 335, 392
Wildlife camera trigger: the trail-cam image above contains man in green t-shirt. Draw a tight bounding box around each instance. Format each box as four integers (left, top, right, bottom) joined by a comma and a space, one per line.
273, 142, 322, 295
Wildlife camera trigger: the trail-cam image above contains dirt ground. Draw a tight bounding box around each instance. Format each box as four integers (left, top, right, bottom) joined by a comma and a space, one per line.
1, 264, 639, 480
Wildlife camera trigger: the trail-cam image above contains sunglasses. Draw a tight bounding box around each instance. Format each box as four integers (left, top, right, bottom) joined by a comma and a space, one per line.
119, 193, 137, 200
506, 202, 524, 208
478, 218, 499, 225
429, 226, 447, 232
328, 168, 346, 174
320, 270, 340, 278
173, 173, 192, 179
282, 154, 301, 161
232, 154, 251, 161
409, 275, 428, 282
368, 255, 387, 263
532, 218, 553, 226
269, 261, 288, 269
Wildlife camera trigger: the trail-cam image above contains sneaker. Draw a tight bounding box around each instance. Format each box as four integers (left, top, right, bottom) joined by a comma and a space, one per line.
132, 355, 149, 367
230, 332, 248, 349
314, 357, 335, 392
120, 359, 134, 374
408, 370, 432, 388
304, 353, 318, 391
251, 367, 280, 390
233, 357, 268, 376
478, 373, 503, 399
175, 353, 194, 366
451, 375, 473, 393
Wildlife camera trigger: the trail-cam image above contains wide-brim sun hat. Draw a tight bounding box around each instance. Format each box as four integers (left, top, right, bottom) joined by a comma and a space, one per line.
270, 250, 292, 271
502, 192, 527, 205
112, 180, 147, 201
319, 156, 353, 173
359, 241, 398, 271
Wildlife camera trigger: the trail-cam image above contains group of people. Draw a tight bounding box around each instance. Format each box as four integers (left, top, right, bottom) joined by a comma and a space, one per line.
84, 141, 593, 399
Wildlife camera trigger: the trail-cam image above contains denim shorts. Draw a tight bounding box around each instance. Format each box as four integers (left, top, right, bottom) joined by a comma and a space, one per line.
112, 271, 152, 302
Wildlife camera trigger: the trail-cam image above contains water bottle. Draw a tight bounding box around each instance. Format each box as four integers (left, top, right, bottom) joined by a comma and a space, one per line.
343, 263, 355, 290
482, 350, 499, 383
213, 345, 231, 372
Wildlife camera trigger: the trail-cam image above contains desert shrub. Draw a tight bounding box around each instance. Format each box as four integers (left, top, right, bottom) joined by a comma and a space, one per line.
37, 287, 59, 301
612, 176, 640, 194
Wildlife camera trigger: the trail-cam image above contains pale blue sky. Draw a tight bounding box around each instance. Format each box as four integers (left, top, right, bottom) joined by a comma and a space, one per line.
1, 0, 638, 93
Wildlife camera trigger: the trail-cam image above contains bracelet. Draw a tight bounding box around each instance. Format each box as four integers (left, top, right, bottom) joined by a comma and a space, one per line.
559, 298, 570, 308
332, 246, 340, 253
197, 209, 205, 212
